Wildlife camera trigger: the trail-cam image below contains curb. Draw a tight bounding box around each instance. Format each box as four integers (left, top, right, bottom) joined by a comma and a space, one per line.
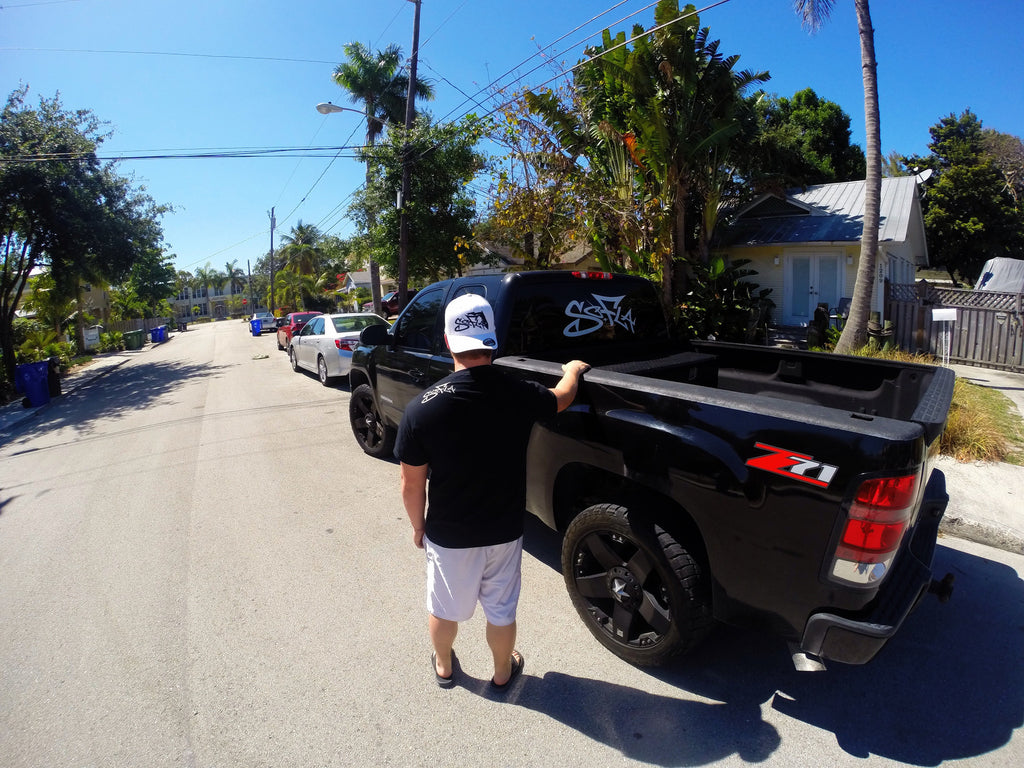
939, 514, 1024, 556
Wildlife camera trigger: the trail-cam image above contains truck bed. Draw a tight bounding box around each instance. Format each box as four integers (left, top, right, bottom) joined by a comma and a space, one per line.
592, 341, 954, 445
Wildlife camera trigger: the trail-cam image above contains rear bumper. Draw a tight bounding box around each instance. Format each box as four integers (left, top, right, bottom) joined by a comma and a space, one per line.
799, 468, 948, 664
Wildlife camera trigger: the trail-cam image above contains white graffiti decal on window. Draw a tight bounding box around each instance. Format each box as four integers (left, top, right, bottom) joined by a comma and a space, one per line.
563, 294, 636, 338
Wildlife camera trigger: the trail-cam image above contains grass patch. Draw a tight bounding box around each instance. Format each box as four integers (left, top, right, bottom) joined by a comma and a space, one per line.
942, 379, 1024, 465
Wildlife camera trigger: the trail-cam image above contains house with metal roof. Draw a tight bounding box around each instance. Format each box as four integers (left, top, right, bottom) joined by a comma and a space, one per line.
715, 176, 928, 327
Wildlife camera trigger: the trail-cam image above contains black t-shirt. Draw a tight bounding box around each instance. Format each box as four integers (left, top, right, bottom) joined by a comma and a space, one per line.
394, 365, 557, 548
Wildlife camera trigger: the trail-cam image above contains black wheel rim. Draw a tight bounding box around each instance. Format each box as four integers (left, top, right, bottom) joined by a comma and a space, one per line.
351, 392, 384, 450
571, 530, 672, 651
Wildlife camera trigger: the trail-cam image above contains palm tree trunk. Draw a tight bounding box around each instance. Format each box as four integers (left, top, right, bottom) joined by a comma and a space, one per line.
835, 0, 880, 354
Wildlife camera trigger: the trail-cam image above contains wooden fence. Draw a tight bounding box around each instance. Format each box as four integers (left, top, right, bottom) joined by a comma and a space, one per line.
887, 282, 1024, 372
101, 317, 173, 335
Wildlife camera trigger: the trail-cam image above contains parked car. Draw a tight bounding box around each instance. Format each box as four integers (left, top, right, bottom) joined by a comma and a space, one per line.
276, 311, 321, 350
249, 311, 277, 334
289, 312, 389, 385
361, 290, 417, 317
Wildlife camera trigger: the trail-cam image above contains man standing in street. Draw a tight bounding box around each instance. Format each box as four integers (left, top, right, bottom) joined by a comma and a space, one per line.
395, 293, 590, 690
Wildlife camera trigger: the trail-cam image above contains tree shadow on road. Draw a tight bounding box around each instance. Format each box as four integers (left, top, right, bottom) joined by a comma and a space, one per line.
524, 516, 1024, 766
1, 358, 223, 445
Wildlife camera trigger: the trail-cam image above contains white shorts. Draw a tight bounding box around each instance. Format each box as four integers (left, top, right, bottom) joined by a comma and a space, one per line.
424, 536, 523, 626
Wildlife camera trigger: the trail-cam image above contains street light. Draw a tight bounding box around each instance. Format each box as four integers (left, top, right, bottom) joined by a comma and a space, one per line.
316, 102, 363, 117
317, 100, 384, 315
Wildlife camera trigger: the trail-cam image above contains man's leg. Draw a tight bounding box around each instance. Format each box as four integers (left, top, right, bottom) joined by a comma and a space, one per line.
486, 620, 517, 685
429, 613, 458, 678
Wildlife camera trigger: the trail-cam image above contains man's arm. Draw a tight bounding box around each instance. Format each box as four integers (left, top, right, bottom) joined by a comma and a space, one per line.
550, 360, 591, 413
400, 462, 429, 548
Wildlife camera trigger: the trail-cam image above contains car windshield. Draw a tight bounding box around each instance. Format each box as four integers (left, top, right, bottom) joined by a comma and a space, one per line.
331, 315, 384, 333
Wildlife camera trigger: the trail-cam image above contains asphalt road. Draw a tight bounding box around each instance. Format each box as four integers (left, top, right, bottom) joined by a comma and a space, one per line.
1, 320, 1022, 768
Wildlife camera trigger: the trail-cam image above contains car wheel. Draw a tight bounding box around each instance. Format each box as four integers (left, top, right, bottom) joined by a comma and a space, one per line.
317, 356, 333, 386
562, 502, 712, 666
349, 384, 396, 458
289, 346, 300, 372
277, 335, 284, 351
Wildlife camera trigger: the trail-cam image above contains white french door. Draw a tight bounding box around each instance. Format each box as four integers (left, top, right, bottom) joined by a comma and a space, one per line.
784, 253, 842, 326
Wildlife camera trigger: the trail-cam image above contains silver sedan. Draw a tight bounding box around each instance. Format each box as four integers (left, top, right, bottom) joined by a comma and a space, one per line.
288, 312, 389, 386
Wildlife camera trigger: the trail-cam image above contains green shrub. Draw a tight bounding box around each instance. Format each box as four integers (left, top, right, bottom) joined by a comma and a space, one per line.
98, 331, 125, 352
675, 257, 773, 342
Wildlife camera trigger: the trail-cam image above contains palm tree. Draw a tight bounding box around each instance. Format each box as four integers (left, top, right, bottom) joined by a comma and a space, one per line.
332, 41, 434, 314
223, 260, 246, 296
795, 0, 880, 352
193, 264, 218, 314
275, 270, 305, 311
279, 221, 323, 276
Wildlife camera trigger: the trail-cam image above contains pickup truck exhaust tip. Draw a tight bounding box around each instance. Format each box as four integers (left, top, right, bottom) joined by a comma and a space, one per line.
928, 572, 955, 603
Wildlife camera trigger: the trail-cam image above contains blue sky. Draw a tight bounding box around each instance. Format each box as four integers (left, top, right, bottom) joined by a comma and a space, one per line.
3, 0, 1022, 275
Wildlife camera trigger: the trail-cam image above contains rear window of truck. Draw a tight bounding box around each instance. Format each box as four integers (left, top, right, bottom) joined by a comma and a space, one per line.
502, 278, 670, 359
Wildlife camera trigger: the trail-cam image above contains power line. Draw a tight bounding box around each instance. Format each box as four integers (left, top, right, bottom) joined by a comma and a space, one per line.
0, 46, 335, 65
2, 145, 364, 162
436, 0, 649, 124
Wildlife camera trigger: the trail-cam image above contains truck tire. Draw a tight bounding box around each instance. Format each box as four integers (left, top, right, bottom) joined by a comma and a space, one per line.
562, 503, 712, 666
350, 384, 396, 459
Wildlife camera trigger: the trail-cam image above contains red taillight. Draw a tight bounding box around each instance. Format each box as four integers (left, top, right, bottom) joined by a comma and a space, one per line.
831, 473, 919, 584
336, 339, 358, 351
571, 271, 613, 279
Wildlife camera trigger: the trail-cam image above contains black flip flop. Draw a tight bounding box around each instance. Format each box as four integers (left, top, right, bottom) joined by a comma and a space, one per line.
490, 650, 524, 691
431, 651, 454, 688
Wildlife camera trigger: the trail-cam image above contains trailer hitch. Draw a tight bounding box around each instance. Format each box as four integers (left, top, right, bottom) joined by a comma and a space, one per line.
928, 572, 955, 603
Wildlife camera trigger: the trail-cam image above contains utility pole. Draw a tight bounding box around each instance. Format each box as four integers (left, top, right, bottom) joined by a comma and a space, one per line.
268, 207, 276, 313
397, 0, 421, 312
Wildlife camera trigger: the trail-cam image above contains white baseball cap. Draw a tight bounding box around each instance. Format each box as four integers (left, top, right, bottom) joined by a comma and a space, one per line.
444, 293, 497, 353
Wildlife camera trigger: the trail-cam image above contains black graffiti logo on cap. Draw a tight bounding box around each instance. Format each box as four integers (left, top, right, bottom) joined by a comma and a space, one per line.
454, 311, 489, 332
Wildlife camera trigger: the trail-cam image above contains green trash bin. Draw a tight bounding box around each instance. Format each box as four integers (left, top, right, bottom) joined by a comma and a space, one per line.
124, 329, 144, 350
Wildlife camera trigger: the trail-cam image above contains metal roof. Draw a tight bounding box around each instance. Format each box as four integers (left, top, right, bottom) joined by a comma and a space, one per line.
719, 176, 921, 246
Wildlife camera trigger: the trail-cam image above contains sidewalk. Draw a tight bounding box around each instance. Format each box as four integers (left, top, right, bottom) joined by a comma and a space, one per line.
2, 350, 1022, 554
939, 364, 1024, 554
0, 352, 133, 434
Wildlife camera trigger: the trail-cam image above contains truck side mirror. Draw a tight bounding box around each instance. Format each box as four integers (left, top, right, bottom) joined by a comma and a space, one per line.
360, 323, 392, 346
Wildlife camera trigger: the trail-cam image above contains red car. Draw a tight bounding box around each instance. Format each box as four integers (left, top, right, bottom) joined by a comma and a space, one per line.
276, 311, 321, 350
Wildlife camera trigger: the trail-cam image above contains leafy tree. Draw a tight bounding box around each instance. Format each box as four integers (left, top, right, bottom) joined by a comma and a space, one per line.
1, 86, 165, 387
981, 129, 1024, 208
794, 0, 882, 354
333, 41, 434, 313
23, 271, 76, 337
484, 82, 588, 269
574, 1, 769, 304
351, 115, 489, 285
905, 111, 1024, 284
123, 248, 176, 316
108, 284, 146, 320
744, 87, 865, 186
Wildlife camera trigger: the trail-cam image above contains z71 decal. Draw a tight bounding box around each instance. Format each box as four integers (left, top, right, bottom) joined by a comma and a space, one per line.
746, 442, 838, 488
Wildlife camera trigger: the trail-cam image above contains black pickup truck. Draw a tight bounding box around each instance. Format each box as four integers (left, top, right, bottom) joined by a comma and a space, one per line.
348, 270, 955, 667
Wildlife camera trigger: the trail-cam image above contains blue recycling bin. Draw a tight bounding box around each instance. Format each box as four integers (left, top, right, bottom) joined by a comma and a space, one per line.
150, 327, 161, 343
14, 361, 51, 408
249, 318, 262, 336
157, 325, 167, 342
